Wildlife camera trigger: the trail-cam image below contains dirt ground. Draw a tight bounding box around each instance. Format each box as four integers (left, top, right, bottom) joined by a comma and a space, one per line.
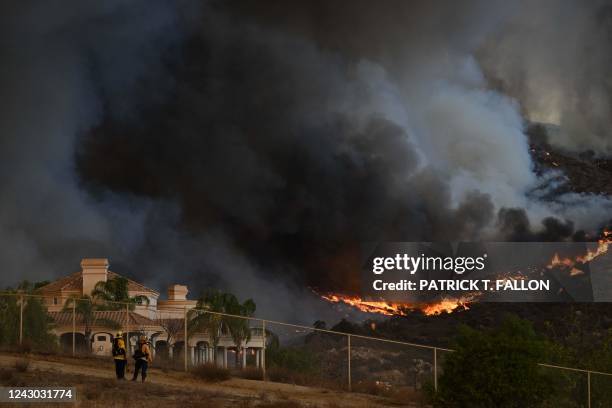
0, 353, 414, 408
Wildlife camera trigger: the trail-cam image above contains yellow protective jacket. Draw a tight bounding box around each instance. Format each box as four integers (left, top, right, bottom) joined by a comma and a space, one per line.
113, 338, 127, 360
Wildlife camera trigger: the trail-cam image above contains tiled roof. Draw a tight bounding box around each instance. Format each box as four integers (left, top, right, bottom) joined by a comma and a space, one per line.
37, 271, 159, 296
108, 272, 159, 296
37, 272, 82, 294
48, 311, 159, 328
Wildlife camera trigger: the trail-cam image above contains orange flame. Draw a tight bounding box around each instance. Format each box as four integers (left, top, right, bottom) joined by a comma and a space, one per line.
321, 230, 612, 317
547, 230, 612, 271
320, 293, 474, 316
421, 297, 473, 315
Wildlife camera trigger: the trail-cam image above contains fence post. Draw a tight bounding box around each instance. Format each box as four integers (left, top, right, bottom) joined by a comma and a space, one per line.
587, 371, 591, 408
19, 295, 23, 346
262, 319, 266, 381
184, 306, 188, 372
347, 334, 352, 392
125, 302, 130, 357
434, 347, 438, 391
72, 299, 76, 356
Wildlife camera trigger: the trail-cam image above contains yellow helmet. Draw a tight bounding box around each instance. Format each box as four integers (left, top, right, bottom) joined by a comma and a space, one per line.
115, 331, 123, 338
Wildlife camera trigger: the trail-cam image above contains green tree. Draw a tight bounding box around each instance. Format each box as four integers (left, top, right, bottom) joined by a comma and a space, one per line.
63, 295, 120, 353
0, 281, 56, 350
0, 295, 20, 346
584, 330, 612, 407
22, 296, 56, 350
432, 315, 553, 408
91, 276, 150, 310
225, 296, 256, 368
188, 290, 256, 367
189, 290, 228, 365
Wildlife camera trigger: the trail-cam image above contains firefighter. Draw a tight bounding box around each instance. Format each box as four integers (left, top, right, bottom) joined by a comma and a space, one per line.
131, 335, 153, 382
112, 331, 127, 380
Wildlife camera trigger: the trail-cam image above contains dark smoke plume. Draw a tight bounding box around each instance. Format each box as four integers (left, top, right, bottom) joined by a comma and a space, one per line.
2, 0, 612, 321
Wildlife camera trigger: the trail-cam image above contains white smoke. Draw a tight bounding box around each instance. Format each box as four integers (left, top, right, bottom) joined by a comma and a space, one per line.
480, 0, 612, 153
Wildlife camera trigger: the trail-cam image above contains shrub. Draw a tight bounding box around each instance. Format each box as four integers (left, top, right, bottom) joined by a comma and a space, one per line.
236, 367, 263, 381
267, 346, 319, 374
267, 367, 308, 385
582, 330, 612, 406
17, 340, 32, 354
191, 363, 231, 382
13, 359, 30, 373
430, 314, 553, 407
352, 380, 387, 396
84, 387, 102, 400
258, 402, 303, 408
0, 368, 14, 383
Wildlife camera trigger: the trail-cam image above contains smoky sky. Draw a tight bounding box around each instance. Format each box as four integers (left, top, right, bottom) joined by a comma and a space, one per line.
2, 0, 612, 322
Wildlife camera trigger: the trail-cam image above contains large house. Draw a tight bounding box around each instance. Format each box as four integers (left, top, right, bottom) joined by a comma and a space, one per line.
37, 258, 265, 368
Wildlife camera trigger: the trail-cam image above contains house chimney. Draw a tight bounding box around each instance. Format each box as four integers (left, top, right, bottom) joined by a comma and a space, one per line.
167, 284, 189, 301
81, 258, 109, 296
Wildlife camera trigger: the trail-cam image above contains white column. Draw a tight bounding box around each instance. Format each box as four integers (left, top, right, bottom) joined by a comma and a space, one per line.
223, 347, 228, 368
256, 349, 260, 368
169, 344, 174, 359
242, 347, 247, 368
190, 345, 195, 366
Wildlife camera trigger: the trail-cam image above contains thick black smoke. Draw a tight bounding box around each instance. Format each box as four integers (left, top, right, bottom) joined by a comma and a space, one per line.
497, 209, 576, 242
0, 0, 185, 285
2, 1, 612, 321
77, 2, 503, 288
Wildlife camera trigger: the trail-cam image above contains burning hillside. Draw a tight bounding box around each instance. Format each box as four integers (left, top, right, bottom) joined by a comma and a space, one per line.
320, 229, 612, 317
547, 230, 612, 271
319, 293, 474, 316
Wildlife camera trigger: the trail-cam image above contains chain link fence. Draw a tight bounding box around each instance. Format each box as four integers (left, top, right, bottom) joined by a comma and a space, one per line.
0, 292, 611, 406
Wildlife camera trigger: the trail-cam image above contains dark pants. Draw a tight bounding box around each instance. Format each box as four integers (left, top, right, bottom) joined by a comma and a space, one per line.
114, 359, 126, 379
132, 359, 148, 382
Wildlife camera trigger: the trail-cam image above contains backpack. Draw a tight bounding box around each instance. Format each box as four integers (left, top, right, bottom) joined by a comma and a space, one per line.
132, 343, 146, 360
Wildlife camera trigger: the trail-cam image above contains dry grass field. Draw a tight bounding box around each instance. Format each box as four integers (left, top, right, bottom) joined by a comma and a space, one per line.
0, 352, 418, 407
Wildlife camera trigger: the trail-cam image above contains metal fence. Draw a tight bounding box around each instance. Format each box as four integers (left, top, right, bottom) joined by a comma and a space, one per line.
1, 292, 611, 407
